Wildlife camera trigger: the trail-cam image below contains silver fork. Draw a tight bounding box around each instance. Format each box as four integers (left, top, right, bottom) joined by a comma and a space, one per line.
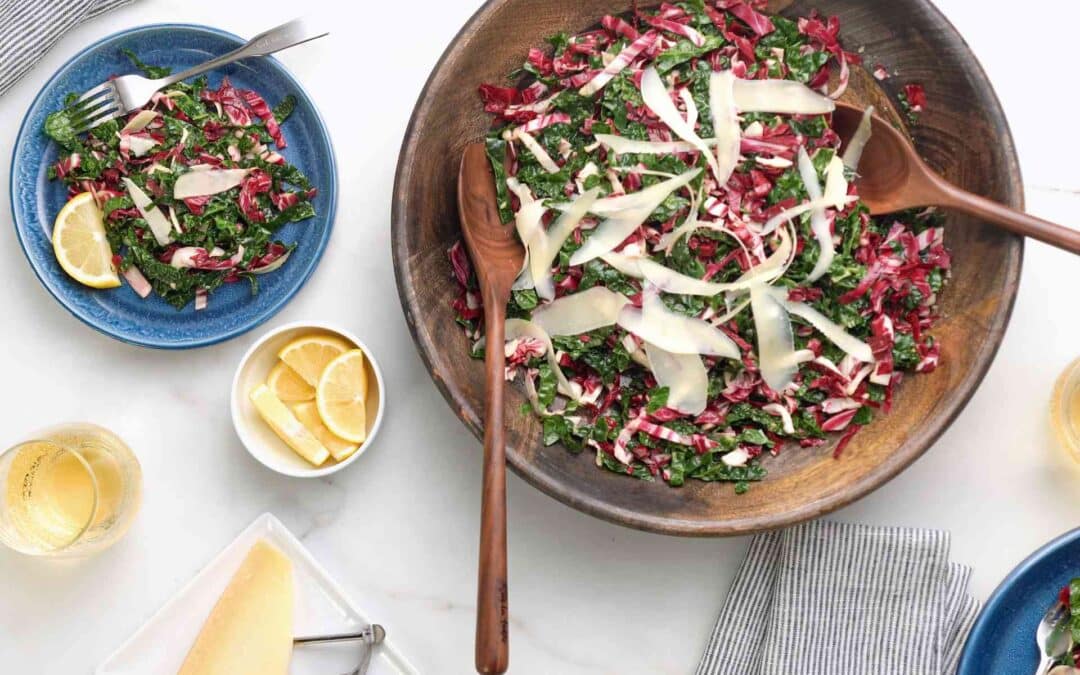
1036, 597, 1072, 675
65, 18, 327, 134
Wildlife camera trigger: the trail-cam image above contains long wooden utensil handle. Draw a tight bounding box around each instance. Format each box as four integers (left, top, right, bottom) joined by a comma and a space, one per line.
937, 181, 1080, 255
476, 288, 509, 675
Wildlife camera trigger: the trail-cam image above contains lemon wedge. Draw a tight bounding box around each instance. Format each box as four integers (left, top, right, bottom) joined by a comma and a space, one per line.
249, 384, 329, 466
277, 335, 351, 387
292, 402, 359, 462
266, 362, 315, 402
52, 192, 120, 289
316, 350, 369, 444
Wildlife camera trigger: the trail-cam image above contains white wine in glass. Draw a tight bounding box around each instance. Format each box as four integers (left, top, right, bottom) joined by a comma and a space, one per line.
0, 423, 142, 557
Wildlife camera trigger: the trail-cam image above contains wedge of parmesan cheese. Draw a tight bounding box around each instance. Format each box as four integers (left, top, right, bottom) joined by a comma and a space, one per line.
178, 540, 294, 675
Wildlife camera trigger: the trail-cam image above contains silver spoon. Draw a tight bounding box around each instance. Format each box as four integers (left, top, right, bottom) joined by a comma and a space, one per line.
1036, 600, 1072, 674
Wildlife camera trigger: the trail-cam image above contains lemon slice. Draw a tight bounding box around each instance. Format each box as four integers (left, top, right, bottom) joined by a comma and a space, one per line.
292, 402, 359, 462
316, 350, 369, 444
52, 192, 120, 289
249, 384, 330, 467
266, 362, 315, 402
277, 335, 352, 387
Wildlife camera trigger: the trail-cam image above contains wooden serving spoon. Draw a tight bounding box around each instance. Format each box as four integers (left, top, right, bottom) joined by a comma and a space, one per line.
832, 101, 1080, 255
457, 142, 525, 675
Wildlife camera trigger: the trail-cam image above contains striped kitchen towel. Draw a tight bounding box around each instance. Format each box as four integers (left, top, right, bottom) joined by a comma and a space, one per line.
0, 0, 135, 98
697, 521, 980, 675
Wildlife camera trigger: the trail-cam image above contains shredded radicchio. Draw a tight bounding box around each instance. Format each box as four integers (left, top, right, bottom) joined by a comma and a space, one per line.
449, 1, 950, 491
44, 53, 314, 310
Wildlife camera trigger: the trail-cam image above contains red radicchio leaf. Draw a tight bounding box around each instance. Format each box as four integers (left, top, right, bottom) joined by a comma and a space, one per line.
240, 89, 286, 149
717, 0, 775, 36
238, 169, 272, 222
903, 83, 927, 112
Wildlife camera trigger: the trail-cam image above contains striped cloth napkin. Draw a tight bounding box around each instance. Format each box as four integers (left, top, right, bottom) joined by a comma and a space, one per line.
697, 521, 980, 675
0, 0, 135, 98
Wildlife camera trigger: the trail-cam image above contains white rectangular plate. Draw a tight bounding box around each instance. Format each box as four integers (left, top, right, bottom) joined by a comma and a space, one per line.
98, 513, 418, 675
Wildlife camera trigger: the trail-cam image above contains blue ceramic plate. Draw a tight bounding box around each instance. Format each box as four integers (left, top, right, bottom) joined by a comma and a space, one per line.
11, 24, 336, 349
958, 527, 1080, 674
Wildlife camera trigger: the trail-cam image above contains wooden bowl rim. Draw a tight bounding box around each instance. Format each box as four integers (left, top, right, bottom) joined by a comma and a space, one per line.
391, 0, 1024, 536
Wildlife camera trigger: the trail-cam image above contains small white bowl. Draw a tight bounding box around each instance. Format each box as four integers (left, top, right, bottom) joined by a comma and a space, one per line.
231, 321, 386, 478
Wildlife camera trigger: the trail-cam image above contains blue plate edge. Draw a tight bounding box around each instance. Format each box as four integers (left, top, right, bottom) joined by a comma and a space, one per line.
957, 525, 1080, 673
9, 22, 338, 350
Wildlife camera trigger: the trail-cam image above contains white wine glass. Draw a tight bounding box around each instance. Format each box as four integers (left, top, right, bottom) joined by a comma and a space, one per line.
0, 423, 142, 557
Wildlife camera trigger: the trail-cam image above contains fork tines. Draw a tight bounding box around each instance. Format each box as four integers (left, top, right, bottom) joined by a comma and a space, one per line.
66, 81, 123, 134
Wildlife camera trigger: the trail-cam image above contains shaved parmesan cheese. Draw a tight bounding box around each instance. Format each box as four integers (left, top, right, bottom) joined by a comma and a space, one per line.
570, 169, 700, 265
515, 130, 560, 173
640, 67, 721, 180
588, 169, 700, 217
121, 177, 173, 246
708, 70, 741, 187
596, 131, 695, 154
529, 188, 598, 299
750, 283, 798, 391
763, 403, 796, 434
732, 78, 836, 115
823, 154, 849, 209
124, 134, 159, 157
611, 226, 793, 296
760, 194, 857, 235
506, 177, 535, 204
768, 287, 873, 362
721, 448, 750, 467
797, 147, 833, 283
712, 297, 751, 325
174, 168, 249, 199
120, 110, 158, 134
644, 342, 708, 415
679, 87, 698, 128
655, 184, 703, 254
756, 156, 793, 169
167, 205, 182, 234
531, 286, 628, 336
842, 105, 875, 170
617, 287, 740, 358
511, 199, 547, 290
594, 134, 696, 156
598, 251, 644, 278
505, 319, 578, 400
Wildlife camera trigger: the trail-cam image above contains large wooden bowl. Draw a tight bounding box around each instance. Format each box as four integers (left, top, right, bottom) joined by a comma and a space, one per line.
392, 0, 1023, 535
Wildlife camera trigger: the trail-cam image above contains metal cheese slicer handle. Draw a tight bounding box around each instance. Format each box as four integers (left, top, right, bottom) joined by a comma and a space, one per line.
294, 623, 385, 646
294, 624, 385, 675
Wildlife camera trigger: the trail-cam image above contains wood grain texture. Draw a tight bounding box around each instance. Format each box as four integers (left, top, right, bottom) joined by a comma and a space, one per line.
457, 143, 521, 674
833, 103, 1080, 253
392, 0, 1024, 536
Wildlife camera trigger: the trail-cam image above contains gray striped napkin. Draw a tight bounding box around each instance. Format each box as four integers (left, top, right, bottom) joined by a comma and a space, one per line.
0, 0, 135, 98
697, 521, 979, 675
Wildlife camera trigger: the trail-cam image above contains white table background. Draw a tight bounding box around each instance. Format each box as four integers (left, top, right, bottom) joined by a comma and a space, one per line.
1, 1, 1078, 673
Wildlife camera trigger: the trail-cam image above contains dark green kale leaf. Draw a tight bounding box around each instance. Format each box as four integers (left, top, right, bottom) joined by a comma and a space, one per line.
44, 110, 78, 149
272, 95, 297, 124
485, 136, 513, 224
122, 49, 171, 78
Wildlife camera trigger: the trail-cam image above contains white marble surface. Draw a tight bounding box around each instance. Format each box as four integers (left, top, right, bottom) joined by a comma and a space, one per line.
0, 1, 1078, 673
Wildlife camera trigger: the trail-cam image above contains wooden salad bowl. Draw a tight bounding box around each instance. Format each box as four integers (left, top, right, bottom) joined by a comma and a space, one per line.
392, 0, 1023, 536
